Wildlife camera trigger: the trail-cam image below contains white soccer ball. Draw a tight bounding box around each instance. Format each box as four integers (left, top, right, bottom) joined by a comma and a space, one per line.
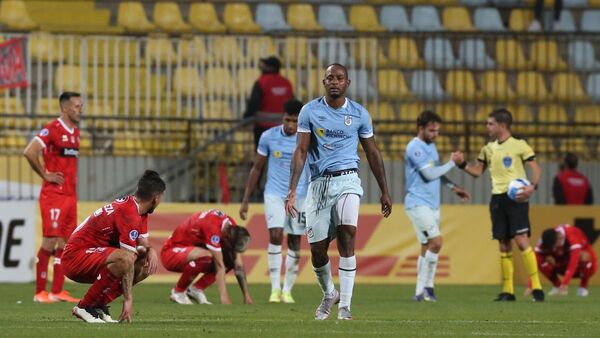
507, 178, 530, 200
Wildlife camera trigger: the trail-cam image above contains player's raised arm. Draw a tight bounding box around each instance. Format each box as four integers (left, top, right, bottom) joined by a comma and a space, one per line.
360, 136, 392, 218
240, 153, 268, 220
458, 157, 486, 178
285, 132, 310, 217
211, 249, 232, 305
234, 254, 253, 304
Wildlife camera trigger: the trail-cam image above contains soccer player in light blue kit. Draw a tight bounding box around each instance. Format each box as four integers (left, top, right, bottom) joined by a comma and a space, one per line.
405, 110, 470, 302
285, 64, 392, 320
240, 99, 310, 304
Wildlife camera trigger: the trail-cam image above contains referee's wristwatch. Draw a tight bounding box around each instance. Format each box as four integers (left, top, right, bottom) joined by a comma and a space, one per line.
457, 161, 467, 170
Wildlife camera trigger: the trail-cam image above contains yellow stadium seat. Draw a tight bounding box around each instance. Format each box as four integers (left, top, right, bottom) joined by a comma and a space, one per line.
173, 67, 205, 97
530, 40, 567, 71
0, 96, 26, 129
146, 37, 177, 64
189, 3, 226, 33
435, 103, 466, 133
36, 98, 60, 115
378, 70, 411, 99
353, 38, 388, 67
591, 0, 600, 6
238, 68, 261, 96
367, 102, 399, 133
538, 104, 568, 134
118, 1, 156, 34
287, 4, 323, 31
551, 73, 587, 102
203, 100, 234, 119
509, 9, 534, 31
574, 105, 600, 134
496, 39, 530, 69
516, 72, 550, 101
389, 134, 415, 158
211, 37, 245, 64
77, 38, 140, 65
224, 3, 261, 33
29, 32, 63, 62
306, 68, 323, 98
153, 2, 191, 34
388, 38, 424, 68
91, 66, 166, 99
0, 0, 38, 31
178, 38, 213, 64
480, 71, 516, 102
54, 65, 91, 95
284, 37, 316, 67
246, 37, 278, 64
282, 69, 306, 98
446, 70, 480, 101
26, 1, 122, 34
507, 104, 536, 133
205, 68, 235, 96
399, 102, 427, 132
443, 7, 475, 31
349, 5, 385, 32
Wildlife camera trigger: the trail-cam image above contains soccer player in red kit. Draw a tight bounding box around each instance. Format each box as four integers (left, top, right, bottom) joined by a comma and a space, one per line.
161, 210, 253, 305
63, 170, 166, 323
23, 92, 82, 303
530, 224, 597, 297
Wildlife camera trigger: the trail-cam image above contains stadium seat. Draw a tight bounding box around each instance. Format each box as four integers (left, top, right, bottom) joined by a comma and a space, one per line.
446, 70, 481, 101
0, 0, 38, 30
353, 38, 388, 67
146, 37, 177, 64
256, 3, 291, 31
29, 32, 63, 62
202, 100, 234, 119
26, 1, 122, 34
473, 7, 506, 31
435, 103, 466, 133
507, 104, 536, 133
211, 37, 245, 64
398, 103, 426, 133
36, 98, 59, 115
318, 5, 353, 31
553, 10, 577, 32
205, 68, 235, 96
287, 4, 323, 31
388, 38, 424, 68
459, 0, 488, 5
54, 65, 91, 95
178, 38, 213, 63
568, 41, 600, 71
173, 67, 205, 97
411, 70, 446, 100
530, 40, 567, 70
495, 39, 530, 69
189, 3, 226, 33
590, 0, 600, 7
282, 68, 306, 98
284, 37, 316, 67
224, 3, 261, 33
574, 105, 600, 134
480, 71, 516, 101
412, 6, 444, 31
538, 104, 569, 134
509, 9, 534, 31
91, 66, 166, 99
551, 73, 587, 102
318, 38, 351, 66
349, 5, 385, 32
153, 2, 191, 34
117, 1, 156, 34
237, 68, 261, 95
424, 38, 457, 69
457, 39, 496, 70
380, 5, 413, 31
348, 69, 376, 99
78, 38, 140, 65
581, 10, 600, 32
516, 72, 550, 102
587, 73, 600, 102
0, 97, 26, 129
442, 7, 475, 31
369, 102, 401, 134
563, 0, 589, 7
246, 37, 278, 64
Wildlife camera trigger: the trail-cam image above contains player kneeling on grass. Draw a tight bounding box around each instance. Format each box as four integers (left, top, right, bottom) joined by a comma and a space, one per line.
63, 170, 166, 323
161, 210, 253, 305
526, 224, 597, 297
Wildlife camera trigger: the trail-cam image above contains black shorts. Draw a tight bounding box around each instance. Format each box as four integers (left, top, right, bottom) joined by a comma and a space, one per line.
489, 194, 530, 240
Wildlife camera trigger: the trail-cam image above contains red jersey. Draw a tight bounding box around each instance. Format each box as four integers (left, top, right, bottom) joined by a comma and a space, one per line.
66, 195, 148, 253
163, 209, 236, 252
556, 170, 591, 205
35, 118, 80, 196
256, 73, 293, 128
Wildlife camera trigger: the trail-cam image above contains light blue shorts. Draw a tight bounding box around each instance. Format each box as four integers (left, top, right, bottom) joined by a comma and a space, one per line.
264, 195, 306, 235
405, 206, 441, 245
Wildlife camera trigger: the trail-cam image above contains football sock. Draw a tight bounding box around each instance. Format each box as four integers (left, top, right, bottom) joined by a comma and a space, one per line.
35, 248, 52, 293
500, 252, 514, 294
522, 247, 542, 290
101, 281, 123, 305
50, 248, 64, 294
580, 262, 594, 288
415, 255, 425, 295
175, 258, 211, 292
424, 250, 439, 288
338, 256, 356, 309
80, 267, 120, 308
194, 273, 216, 291
268, 243, 282, 292
282, 250, 300, 293
313, 260, 335, 296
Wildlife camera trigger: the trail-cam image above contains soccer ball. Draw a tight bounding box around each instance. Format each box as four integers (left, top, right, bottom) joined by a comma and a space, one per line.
507, 178, 530, 200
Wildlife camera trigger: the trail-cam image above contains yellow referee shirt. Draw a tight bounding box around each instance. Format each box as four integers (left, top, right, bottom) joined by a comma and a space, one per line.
477, 137, 535, 194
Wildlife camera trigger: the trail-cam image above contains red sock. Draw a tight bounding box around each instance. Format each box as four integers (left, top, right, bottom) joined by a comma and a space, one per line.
36, 248, 52, 293
175, 258, 212, 292
101, 281, 123, 306
194, 273, 216, 291
79, 267, 120, 308
51, 248, 64, 294
579, 262, 596, 289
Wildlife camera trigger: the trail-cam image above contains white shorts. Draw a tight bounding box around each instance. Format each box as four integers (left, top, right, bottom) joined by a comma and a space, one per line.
304, 173, 363, 244
405, 206, 441, 245
264, 195, 306, 235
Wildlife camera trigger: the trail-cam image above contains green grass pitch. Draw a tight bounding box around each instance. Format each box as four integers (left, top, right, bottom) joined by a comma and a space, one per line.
0, 283, 598, 337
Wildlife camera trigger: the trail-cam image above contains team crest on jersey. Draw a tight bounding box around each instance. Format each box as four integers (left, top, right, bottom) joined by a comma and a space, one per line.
115, 196, 129, 204
62, 135, 68, 142
71, 136, 75, 143
344, 115, 352, 126
39, 128, 49, 136
210, 235, 220, 245
503, 156, 512, 168
306, 227, 314, 238
274, 150, 282, 158
129, 230, 139, 241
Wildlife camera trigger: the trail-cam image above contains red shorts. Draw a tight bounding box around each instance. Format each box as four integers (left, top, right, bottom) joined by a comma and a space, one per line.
40, 192, 77, 238
63, 245, 116, 283
160, 246, 197, 272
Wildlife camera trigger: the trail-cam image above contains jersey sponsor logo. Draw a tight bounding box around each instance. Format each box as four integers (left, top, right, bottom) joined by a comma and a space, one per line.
502, 156, 512, 168
61, 148, 79, 157
129, 230, 139, 241
273, 150, 282, 158
317, 128, 346, 139
70, 136, 75, 143
344, 115, 352, 126
39, 128, 49, 136
317, 115, 327, 122
210, 235, 220, 245
62, 135, 68, 142
115, 196, 129, 203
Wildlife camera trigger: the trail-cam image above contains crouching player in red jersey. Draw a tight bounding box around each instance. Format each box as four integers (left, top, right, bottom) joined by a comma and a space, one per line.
161, 210, 253, 305
527, 224, 597, 297
63, 170, 166, 323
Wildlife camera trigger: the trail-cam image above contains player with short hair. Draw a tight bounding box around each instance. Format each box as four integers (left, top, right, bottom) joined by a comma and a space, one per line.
239, 98, 309, 304
24, 91, 82, 303
161, 210, 253, 305
285, 64, 392, 320
63, 170, 166, 323
456, 108, 545, 302
530, 224, 597, 297
404, 110, 470, 302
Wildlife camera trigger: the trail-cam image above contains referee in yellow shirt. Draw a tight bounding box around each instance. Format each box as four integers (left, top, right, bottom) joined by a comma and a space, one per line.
456, 108, 544, 302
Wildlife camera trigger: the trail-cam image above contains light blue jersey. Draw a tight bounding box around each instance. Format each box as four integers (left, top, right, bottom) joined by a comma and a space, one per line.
404, 137, 441, 210
258, 125, 309, 198
298, 97, 373, 179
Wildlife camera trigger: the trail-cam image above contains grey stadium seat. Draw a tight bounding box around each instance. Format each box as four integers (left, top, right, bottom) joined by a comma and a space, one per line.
256, 4, 291, 31
568, 41, 600, 71
411, 70, 446, 100
458, 39, 496, 69
381, 5, 413, 31
412, 6, 444, 32
587, 73, 600, 102
581, 10, 600, 32
474, 8, 506, 32
424, 37, 457, 69
318, 4, 353, 31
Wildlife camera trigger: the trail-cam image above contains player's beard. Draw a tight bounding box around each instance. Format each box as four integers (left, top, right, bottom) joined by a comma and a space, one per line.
144, 198, 158, 215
